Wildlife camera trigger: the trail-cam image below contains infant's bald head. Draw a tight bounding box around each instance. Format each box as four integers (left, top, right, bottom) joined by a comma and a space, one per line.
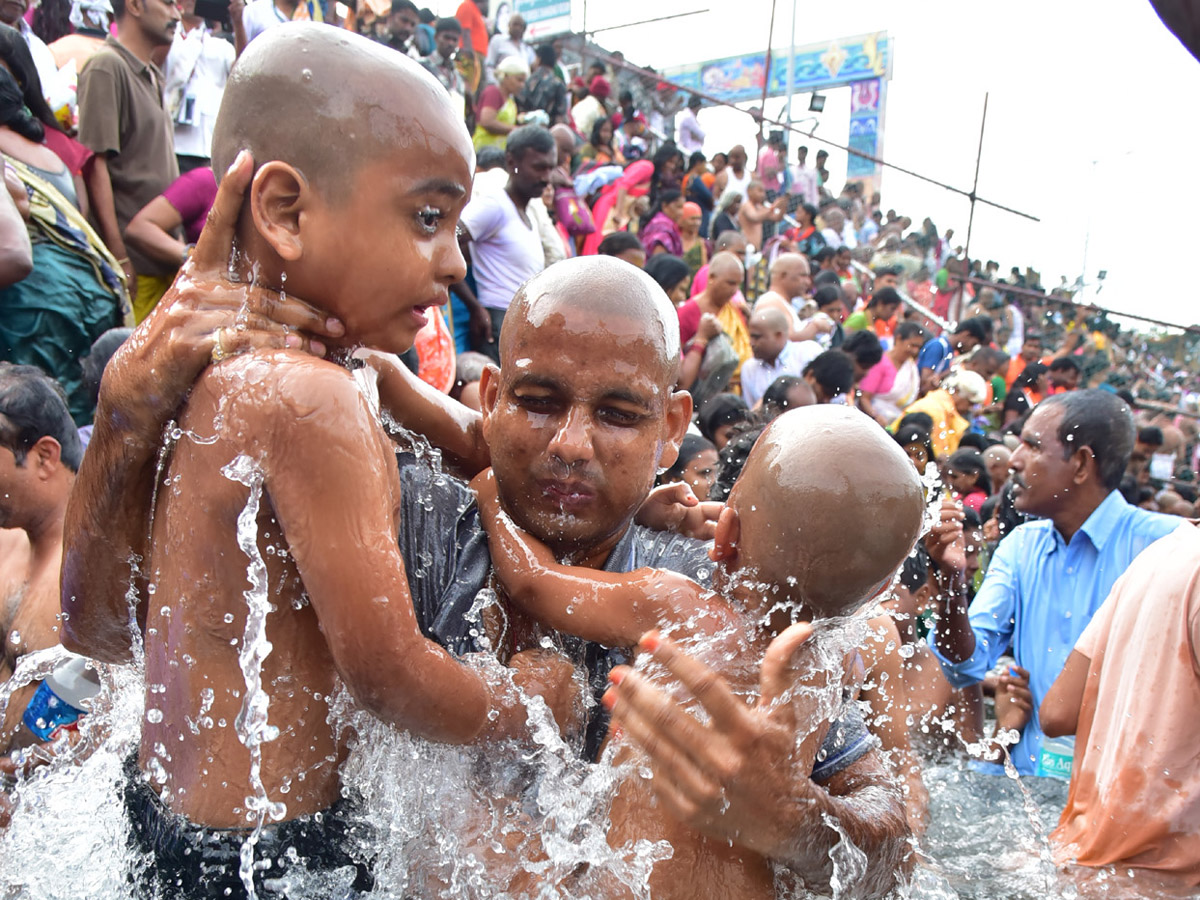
211, 23, 470, 198
730, 405, 924, 618
499, 256, 681, 389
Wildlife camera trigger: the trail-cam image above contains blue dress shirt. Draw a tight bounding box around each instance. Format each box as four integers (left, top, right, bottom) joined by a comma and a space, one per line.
931, 490, 1180, 775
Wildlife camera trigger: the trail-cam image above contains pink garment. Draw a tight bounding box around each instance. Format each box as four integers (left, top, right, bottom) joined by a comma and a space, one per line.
161, 167, 217, 244
582, 159, 653, 256
859, 353, 897, 395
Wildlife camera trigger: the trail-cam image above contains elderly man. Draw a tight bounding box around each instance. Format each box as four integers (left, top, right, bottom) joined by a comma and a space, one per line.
931, 390, 1179, 777
66, 247, 912, 893
752, 252, 836, 344
485, 11, 534, 81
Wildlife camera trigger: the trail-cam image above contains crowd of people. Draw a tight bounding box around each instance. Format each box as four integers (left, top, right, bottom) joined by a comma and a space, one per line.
0, 1, 1198, 898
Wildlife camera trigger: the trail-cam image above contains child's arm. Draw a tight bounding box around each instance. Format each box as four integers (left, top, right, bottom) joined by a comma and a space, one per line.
359, 348, 492, 479
260, 361, 501, 744
471, 469, 722, 648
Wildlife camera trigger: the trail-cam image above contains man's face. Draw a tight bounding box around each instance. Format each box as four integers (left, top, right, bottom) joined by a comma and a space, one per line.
721, 238, 747, 266
480, 305, 688, 562
0, 0, 25, 26
508, 15, 525, 40
729, 147, 747, 169
835, 249, 851, 269
509, 147, 556, 202
136, 0, 181, 46
952, 331, 979, 353
875, 272, 898, 290
435, 29, 458, 58
1009, 405, 1079, 517
0, 442, 31, 529
296, 125, 472, 356
1049, 366, 1079, 390
748, 321, 786, 362
709, 267, 742, 305
1021, 339, 1041, 361
781, 262, 810, 299
389, 8, 417, 41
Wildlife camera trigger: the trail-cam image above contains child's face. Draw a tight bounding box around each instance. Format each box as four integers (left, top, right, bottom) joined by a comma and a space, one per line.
297, 139, 473, 355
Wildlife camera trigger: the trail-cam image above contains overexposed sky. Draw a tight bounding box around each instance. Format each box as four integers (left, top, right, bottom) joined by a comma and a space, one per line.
434, 0, 1200, 329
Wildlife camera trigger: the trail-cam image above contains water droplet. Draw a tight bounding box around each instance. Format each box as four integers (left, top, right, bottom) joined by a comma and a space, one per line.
146, 708, 163, 724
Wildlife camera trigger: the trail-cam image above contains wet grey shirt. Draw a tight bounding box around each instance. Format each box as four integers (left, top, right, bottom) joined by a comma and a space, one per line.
396, 455, 872, 778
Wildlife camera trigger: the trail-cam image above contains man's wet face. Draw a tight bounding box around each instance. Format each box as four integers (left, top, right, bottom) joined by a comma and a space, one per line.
482, 305, 676, 562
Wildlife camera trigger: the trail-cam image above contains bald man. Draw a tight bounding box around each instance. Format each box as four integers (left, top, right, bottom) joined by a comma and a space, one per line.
678, 251, 753, 389
62, 25, 537, 896
754, 251, 838, 342
475, 404, 926, 900
741, 306, 823, 408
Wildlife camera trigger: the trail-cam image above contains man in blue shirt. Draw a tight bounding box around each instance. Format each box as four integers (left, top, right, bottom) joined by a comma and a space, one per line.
930, 390, 1179, 776
916, 316, 989, 392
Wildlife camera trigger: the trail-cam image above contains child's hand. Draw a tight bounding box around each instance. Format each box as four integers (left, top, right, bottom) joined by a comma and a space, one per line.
470, 467, 501, 521
509, 648, 584, 740
635, 482, 722, 541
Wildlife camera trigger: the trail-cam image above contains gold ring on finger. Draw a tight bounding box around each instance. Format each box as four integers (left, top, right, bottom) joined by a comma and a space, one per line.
211, 327, 230, 364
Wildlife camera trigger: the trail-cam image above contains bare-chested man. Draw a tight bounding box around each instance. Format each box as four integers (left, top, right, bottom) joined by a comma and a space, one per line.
60, 25, 554, 897
0, 365, 80, 748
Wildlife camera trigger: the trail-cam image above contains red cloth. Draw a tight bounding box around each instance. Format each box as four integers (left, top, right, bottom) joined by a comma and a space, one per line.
582, 159, 653, 256
456, 1, 488, 56
676, 299, 701, 348
42, 129, 93, 176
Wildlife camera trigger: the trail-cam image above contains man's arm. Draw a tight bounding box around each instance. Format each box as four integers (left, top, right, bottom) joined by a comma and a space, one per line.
454, 222, 495, 350
86, 156, 130, 281
60, 153, 344, 663
1039, 649, 1090, 738
604, 630, 911, 898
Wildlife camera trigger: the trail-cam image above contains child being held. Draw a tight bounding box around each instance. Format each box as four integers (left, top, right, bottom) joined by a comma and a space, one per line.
473, 403, 926, 900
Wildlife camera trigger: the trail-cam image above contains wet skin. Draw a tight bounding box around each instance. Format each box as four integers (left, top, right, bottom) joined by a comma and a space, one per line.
69, 27, 506, 828
479, 405, 927, 898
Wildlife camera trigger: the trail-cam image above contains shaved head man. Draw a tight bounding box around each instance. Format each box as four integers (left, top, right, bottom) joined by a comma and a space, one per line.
741, 302, 824, 408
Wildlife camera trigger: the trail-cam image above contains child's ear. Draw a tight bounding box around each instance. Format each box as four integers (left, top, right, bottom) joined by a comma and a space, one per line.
710, 506, 740, 566
249, 161, 308, 262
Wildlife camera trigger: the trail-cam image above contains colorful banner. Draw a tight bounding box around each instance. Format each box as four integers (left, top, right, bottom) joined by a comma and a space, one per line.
662, 31, 891, 104
847, 77, 885, 193
514, 0, 571, 39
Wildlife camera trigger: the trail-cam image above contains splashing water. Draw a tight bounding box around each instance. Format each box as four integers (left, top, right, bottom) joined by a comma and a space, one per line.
222, 453, 286, 898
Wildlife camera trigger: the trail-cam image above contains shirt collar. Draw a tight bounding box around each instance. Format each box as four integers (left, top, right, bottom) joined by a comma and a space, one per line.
105, 34, 158, 80
1075, 489, 1130, 552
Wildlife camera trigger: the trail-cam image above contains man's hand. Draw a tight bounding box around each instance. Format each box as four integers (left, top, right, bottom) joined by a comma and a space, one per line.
994, 665, 1032, 734
103, 150, 344, 439
925, 495, 966, 581
635, 482, 721, 541
603, 627, 828, 859
697, 312, 722, 343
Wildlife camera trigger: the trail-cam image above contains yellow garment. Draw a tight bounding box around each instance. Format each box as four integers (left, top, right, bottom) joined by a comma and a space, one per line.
717, 300, 751, 392
900, 389, 967, 458
472, 95, 517, 151
133, 272, 174, 323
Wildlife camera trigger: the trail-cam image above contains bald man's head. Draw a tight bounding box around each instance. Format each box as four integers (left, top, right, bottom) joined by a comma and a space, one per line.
729, 405, 924, 618
500, 256, 681, 388
212, 23, 469, 198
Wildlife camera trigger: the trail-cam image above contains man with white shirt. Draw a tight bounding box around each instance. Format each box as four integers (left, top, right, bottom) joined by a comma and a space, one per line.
454, 124, 555, 363
788, 144, 819, 207
485, 12, 534, 82
165, 0, 234, 172
741, 306, 823, 408
676, 93, 704, 154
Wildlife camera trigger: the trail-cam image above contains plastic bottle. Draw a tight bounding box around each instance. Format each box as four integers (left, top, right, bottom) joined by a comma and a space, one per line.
21, 656, 101, 742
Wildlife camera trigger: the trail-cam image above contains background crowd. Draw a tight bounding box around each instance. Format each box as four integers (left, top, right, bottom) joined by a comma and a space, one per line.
0, 0, 1198, 888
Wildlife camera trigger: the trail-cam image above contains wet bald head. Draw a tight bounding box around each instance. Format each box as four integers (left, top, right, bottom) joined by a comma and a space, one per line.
211, 23, 469, 198
730, 405, 924, 618
500, 256, 681, 388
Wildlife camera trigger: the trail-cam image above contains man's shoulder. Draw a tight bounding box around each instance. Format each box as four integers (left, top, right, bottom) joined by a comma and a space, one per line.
79, 44, 126, 79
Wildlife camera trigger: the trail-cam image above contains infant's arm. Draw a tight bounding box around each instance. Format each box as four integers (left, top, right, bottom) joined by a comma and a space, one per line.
472, 470, 719, 648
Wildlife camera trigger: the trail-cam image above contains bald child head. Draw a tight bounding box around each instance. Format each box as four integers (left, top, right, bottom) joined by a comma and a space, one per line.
500, 256, 682, 389
212, 23, 468, 198
729, 405, 924, 618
